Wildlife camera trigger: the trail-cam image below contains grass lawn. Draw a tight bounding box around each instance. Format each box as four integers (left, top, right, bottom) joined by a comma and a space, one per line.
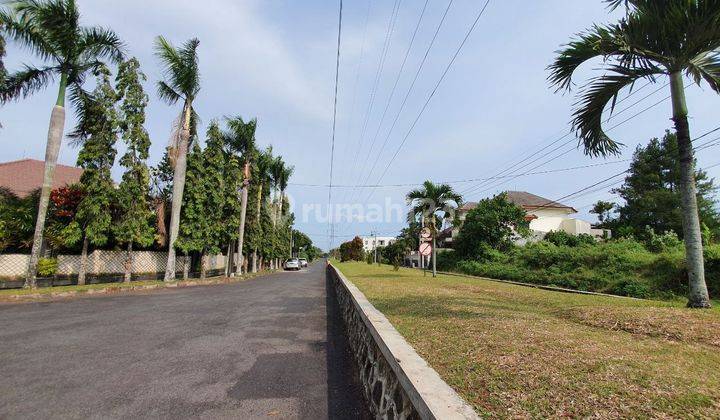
334, 261, 720, 418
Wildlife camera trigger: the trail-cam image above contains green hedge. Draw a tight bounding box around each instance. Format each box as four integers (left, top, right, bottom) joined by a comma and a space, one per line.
437, 240, 720, 299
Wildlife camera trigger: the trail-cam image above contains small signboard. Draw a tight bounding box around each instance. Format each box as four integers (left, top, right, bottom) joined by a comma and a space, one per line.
420, 227, 432, 240
419, 242, 432, 256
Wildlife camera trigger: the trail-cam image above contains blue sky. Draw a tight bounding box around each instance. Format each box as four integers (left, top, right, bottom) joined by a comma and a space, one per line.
2, 0, 720, 250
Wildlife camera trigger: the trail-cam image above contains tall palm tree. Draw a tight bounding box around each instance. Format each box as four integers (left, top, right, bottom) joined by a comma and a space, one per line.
154, 36, 200, 282
548, 0, 720, 308
278, 163, 294, 221
224, 116, 257, 275
0, 0, 124, 288
269, 156, 284, 227
406, 181, 462, 277
251, 147, 273, 272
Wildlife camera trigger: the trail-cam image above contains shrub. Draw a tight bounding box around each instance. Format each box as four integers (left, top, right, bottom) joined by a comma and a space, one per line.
645, 227, 683, 253
543, 230, 596, 247
37, 257, 58, 277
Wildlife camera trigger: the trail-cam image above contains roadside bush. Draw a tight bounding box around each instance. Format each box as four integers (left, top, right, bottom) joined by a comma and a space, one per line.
37, 257, 58, 277
645, 227, 683, 253
543, 230, 596, 247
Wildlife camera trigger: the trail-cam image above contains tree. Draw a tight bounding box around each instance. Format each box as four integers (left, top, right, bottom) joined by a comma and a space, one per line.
406, 181, 462, 277
176, 123, 227, 279
68, 66, 119, 285
0, 0, 124, 288
613, 132, 720, 240
548, 0, 720, 307
223, 116, 257, 274
339, 236, 364, 262
248, 147, 273, 272
455, 193, 529, 260
155, 36, 201, 282
114, 58, 155, 283
590, 200, 616, 227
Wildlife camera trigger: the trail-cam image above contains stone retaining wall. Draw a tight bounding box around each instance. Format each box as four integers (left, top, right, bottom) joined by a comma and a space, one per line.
327, 264, 479, 420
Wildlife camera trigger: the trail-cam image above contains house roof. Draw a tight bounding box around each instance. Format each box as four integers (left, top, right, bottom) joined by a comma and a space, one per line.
0, 159, 83, 198
460, 191, 577, 213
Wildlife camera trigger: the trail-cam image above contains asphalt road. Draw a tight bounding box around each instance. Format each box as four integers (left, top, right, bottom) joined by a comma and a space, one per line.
0, 262, 370, 419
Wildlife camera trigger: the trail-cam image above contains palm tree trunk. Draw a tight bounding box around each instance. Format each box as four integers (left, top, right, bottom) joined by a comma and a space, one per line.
164, 103, 192, 282
670, 72, 710, 308
236, 162, 250, 275
25, 77, 68, 289
182, 251, 189, 280
78, 235, 89, 286
252, 181, 263, 273
432, 233, 437, 278
124, 242, 133, 283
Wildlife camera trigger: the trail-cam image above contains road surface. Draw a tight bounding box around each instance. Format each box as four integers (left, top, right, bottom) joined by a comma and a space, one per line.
0, 262, 370, 419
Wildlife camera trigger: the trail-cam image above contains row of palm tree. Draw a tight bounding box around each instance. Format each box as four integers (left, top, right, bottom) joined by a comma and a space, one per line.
0, 0, 297, 287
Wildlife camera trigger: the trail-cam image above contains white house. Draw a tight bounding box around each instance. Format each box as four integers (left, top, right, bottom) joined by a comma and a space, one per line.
360, 236, 397, 252
443, 191, 608, 246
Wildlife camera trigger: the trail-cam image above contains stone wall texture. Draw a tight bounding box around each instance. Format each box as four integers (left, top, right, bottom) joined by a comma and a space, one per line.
328, 264, 479, 420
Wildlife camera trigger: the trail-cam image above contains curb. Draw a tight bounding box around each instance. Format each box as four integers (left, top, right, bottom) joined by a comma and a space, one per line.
329, 263, 479, 420
0, 272, 275, 303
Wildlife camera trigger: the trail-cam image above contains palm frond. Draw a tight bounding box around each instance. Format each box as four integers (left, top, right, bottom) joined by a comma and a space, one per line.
156, 80, 181, 105
687, 52, 720, 93
0, 7, 55, 61
0, 64, 55, 102
572, 65, 661, 157
548, 24, 628, 91
154, 36, 200, 100
78, 26, 125, 64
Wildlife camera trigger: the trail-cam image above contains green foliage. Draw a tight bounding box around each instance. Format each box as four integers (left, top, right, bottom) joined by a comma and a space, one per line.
446, 239, 720, 299
114, 58, 155, 249
0, 0, 124, 105
611, 132, 720, 240
455, 193, 530, 259
71, 66, 119, 248
381, 239, 410, 270
544, 230, 596, 247
644, 227, 683, 253
37, 258, 58, 277
340, 236, 364, 262
0, 187, 39, 252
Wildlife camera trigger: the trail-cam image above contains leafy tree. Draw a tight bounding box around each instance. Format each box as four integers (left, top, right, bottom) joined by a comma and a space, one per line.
0, 0, 124, 288
613, 132, 720, 241
339, 236, 364, 262
382, 239, 411, 270
455, 193, 529, 260
114, 58, 155, 282
590, 200, 616, 227
548, 0, 720, 307
69, 66, 119, 285
154, 36, 201, 282
150, 151, 174, 248
175, 123, 226, 279
0, 188, 40, 252
406, 181, 463, 277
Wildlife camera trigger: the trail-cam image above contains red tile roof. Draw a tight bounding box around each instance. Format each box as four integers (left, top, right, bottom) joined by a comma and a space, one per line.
0, 159, 83, 197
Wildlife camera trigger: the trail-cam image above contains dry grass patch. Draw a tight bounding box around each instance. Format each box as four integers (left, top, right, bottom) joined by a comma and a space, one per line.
335, 262, 720, 419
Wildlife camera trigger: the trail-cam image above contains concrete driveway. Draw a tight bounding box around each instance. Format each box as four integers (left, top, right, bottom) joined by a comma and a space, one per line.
0, 262, 370, 419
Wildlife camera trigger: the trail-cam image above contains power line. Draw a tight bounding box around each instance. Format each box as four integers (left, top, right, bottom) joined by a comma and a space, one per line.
341, 0, 402, 205
327, 0, 344, 251
353, 0, 431, 195
343, 0, 455, 207
289, 159, 630, 188
361, 0, 492, 205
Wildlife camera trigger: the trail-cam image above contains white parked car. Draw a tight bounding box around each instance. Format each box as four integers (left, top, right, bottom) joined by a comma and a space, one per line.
298, 258, 308, 268
284, 258, 300, 271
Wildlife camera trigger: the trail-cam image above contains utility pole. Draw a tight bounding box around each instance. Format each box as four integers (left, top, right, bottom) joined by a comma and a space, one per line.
372, 231, 378, 264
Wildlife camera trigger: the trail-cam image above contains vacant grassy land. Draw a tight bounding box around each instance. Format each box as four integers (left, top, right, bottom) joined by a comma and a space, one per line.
335, 261, 720, 418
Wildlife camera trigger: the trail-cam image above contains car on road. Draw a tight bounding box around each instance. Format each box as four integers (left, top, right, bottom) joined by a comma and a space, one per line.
299, 258, 308, 268
284, 258, 301, 271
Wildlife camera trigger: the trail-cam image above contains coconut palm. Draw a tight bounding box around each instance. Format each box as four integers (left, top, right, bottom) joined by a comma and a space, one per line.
0, 0, 124, 288
548, 0, 720, 308
224, 116, 257, 275
406, 181, 463, 277
154, 36, 200, 282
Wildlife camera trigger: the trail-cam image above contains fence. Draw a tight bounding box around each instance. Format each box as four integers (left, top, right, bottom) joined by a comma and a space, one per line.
0, 251, 227, 288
